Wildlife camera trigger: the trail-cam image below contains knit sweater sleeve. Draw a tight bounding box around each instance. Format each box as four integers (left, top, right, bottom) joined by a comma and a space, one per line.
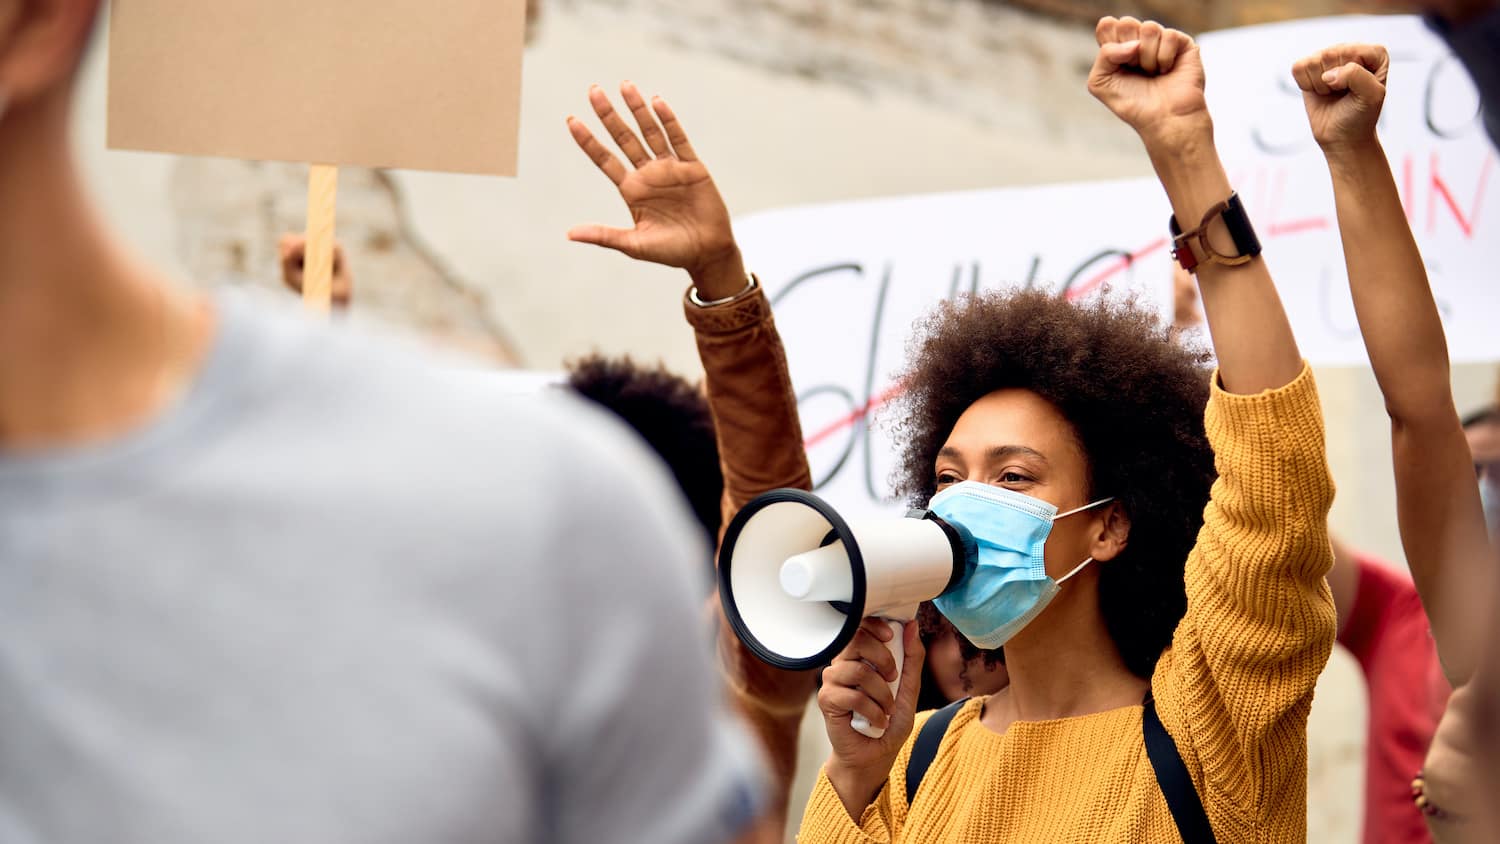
796, 710, 937, 843
1151, 363, 1337, 838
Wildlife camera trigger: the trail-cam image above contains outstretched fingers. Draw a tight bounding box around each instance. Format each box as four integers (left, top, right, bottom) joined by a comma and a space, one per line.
566, 115, 627, 186
650, 95, 699, 162
620, 81, 672, 159
566, 223, 636, 255
589, 84, 652, 167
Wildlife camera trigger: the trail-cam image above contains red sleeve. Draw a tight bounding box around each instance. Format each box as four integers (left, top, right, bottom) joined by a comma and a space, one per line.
1336, 555, 1452, 844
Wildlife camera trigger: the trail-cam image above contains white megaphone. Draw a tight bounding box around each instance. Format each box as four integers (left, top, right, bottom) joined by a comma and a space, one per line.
718, 489, 977, 738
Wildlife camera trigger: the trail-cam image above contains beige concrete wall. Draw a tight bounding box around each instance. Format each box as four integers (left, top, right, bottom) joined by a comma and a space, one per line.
74, 2, 1497, 841
1004, 0, 1357, 31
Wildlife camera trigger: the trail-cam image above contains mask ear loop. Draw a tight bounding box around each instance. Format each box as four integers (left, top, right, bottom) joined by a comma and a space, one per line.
1055, 556, 1095, 585
1056, 497, 1116, 584
1051, 498, 1115, 586
1053, 496, 1116, 521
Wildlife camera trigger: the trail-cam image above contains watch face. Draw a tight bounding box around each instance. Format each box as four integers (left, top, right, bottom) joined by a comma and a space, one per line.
1222, 193, 1263, 259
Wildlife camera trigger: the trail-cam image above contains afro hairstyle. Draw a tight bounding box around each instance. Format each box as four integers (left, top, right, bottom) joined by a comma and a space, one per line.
895, 288, 1217, 679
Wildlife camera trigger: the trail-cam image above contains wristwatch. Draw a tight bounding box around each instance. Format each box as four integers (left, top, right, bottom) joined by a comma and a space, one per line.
1169, 192, 1262, 272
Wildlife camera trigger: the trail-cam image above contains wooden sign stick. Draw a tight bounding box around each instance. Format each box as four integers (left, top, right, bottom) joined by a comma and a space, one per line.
302, 163, 339, 312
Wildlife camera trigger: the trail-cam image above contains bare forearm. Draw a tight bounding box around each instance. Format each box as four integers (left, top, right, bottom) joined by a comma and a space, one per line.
824, 759, 886, 822
691, 247, 750, 302
1392, 432, 1493, 686
1323, 139, 1490, 684
1325, 141, 1454, 426
1145, 125, 1303, 393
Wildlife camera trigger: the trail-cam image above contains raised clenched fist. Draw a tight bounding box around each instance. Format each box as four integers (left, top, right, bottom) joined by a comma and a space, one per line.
1292, 43, 1389, 152
1087, 16, 1209, 147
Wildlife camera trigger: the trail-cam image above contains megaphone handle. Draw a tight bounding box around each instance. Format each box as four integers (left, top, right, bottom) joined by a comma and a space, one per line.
850, 617, 907, 739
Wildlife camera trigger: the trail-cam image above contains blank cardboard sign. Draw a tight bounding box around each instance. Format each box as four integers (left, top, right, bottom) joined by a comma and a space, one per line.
107, 0, 525, 176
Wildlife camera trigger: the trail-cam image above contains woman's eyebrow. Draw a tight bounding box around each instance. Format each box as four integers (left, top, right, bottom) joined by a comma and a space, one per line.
984, 445, 1048, 465
935, 445, 1048, 464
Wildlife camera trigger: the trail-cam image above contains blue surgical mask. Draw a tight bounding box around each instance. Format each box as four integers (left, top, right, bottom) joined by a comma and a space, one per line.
930, 480, 1114, 649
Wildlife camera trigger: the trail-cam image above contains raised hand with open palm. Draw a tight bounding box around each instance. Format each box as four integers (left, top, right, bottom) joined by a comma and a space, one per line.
566, 83, 748, 301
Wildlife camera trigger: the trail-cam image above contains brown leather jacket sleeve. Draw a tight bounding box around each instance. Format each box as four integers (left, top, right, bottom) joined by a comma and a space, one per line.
682, 283, 814, 537
683, 282, 819, 833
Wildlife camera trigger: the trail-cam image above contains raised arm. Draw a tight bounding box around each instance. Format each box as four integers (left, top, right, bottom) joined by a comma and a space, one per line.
565, 86, 813, 524
1088, 17, 1302, 393
1294, 43, 1492, 686
566, 84, 817, 836
1092, 22, 1337, 835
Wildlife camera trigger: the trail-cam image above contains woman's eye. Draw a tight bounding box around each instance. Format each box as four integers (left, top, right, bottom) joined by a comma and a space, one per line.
935, 473, 959, 487
998, 472, 1031, 484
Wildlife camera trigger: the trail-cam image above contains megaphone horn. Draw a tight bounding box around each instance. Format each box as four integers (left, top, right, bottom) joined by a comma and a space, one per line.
718, 489, 976, 738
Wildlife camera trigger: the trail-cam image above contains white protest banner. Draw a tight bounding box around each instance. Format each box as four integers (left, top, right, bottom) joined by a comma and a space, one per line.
734, 15, 1497, 517
1200, 14, 1497, 364
738, 179, 1173, 517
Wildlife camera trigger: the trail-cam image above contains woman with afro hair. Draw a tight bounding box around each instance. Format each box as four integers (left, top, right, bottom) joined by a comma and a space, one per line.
802, 17, 1337, 843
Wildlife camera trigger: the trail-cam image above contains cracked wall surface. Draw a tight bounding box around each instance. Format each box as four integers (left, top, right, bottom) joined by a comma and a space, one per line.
167, 160, 517, 363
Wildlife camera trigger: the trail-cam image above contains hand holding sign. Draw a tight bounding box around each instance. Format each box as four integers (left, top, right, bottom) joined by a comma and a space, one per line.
1292, 44, 1390, 151
566, 84, 748, 301
280, 235, 353, 308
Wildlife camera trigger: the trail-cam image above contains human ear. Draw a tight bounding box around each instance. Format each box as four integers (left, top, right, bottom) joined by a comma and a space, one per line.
1089, 502, 1131, 563
0, 0, 100, 109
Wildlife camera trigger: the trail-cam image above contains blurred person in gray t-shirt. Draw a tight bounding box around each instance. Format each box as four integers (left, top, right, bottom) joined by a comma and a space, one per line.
0, 2, 767, 842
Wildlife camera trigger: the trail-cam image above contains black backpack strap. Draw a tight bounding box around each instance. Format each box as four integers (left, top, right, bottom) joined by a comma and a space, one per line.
1142, 692, 1217, 844
904, 697, 968, 807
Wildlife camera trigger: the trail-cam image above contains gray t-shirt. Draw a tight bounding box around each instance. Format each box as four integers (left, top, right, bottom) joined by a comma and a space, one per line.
0, 292, 762, 844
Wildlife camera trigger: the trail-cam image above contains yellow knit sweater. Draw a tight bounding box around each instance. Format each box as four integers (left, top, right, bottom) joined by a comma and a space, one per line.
799, 365, 1337, 843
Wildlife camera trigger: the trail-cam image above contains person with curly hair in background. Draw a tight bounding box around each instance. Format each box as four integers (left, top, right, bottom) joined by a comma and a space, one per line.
563, 354, 725, 561
800, 17, 1337, 842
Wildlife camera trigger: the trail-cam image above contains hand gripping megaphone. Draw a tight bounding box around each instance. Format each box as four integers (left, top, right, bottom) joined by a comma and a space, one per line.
718, 489, 977, 738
